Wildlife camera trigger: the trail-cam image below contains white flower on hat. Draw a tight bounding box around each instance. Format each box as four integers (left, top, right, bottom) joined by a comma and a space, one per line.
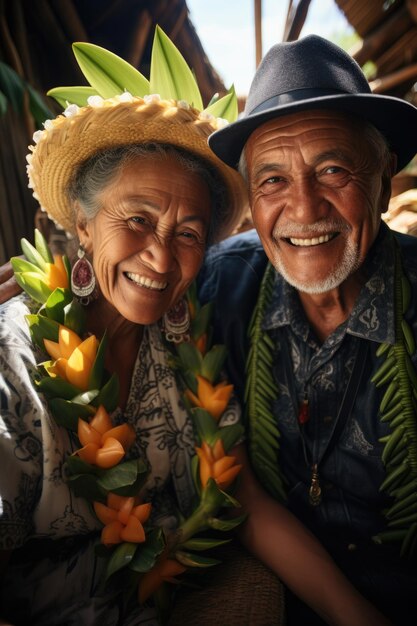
87, 95, 104, 107
43, 119, 54, 130
118, 91, 134, 102
215, 117, 229, 130
177, 100, 190, 110
198, 111, 215, 122
64, 104, 80, 117
144, 94, 161, 104
32, 130, 44, 144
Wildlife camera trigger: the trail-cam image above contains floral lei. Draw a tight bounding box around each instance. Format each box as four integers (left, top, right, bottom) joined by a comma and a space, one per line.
245, 232, 417, 559
11, 229, 245, 619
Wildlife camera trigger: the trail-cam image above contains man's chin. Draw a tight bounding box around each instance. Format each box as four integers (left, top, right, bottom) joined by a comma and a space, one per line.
273, 261, 354, 295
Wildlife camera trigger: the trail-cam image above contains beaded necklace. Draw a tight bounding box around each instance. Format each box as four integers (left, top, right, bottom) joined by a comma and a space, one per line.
245, 233, 417, 558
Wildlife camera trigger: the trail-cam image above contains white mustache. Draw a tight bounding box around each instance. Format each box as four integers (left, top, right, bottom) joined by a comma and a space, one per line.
273, 220, 349, 240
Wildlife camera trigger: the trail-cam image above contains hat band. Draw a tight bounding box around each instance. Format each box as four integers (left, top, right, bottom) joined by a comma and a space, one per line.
249, 87, 352, 115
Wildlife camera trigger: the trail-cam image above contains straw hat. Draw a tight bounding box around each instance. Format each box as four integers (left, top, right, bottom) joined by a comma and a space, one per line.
26, 31, 247, 240
27, 94, 247, 239
209, 35, 417, 172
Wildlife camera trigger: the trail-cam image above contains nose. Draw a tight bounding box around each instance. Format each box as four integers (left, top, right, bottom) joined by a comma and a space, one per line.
139, 236, 175, 274
287, 175, 330, 224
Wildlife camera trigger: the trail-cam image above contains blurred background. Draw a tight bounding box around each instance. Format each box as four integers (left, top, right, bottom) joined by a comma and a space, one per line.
1, 0, 417, 263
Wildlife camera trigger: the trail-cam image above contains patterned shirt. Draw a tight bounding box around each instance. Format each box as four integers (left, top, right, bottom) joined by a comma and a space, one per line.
201, 224, 417, 545
262, 225, 401, 545
0, 294, 239, 625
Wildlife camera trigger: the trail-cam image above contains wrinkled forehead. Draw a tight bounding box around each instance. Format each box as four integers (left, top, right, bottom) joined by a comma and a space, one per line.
244, 109, 379, 168
247, 109, 365, 145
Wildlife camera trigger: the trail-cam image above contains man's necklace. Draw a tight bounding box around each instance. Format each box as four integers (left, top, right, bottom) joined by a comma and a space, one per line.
245, 236, 417, 558
279, 330, 368, 507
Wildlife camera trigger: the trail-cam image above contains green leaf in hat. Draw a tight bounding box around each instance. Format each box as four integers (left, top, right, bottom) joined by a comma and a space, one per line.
150, 25, 203, 110
46, 27, 238, 121
205, 85, 238, 123
47, 86, 99, 108
72, 42, 150, 98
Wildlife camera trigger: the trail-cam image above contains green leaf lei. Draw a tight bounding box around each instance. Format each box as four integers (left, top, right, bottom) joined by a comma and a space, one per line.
11, 230, 245, 617
245, 236, 417, 558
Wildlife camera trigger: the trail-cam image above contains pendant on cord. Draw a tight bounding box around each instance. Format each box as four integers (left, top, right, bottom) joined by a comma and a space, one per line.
309, 463, 322, 506
298, 396, 310, 424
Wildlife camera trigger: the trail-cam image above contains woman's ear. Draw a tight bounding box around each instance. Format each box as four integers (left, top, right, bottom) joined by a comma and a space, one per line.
74, 203, 93, 254
380, 152, 398, 214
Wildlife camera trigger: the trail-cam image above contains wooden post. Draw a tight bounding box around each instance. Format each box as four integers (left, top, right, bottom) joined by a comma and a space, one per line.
255, 0, 262, 67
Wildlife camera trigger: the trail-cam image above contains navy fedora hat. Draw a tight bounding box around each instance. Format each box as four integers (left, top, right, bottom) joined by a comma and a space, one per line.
209, 35, 417, 172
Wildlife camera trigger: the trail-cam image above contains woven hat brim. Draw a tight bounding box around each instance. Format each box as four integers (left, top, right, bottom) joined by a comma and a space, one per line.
209, 92, 417, 172
29, 98, 247, 239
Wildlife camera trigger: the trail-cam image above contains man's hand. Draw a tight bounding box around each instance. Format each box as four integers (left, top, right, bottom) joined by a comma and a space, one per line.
0, 261, 21, 303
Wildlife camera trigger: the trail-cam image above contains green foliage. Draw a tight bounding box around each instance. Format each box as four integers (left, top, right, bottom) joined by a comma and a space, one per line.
0, 61, 52, 126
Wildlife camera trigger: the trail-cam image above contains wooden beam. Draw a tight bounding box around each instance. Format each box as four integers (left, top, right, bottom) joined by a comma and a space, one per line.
283, 0, 312, 42
370, 60, 417, 93
255, 0, 262, 67
349, 5, 412, 66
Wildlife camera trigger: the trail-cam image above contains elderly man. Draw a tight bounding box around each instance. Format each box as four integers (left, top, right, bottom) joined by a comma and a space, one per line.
198, 35, 417, 625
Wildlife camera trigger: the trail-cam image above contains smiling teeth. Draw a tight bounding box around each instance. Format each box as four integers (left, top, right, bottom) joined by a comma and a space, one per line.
289, 234, 333, 247
126, 272, 167, 290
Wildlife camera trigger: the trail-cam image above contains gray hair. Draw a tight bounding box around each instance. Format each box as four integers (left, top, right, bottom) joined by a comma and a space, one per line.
237, 115, 392, 183
67, 143, 229, 245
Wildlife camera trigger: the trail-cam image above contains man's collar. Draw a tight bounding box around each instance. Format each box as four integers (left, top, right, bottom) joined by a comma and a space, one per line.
263, 223, 396, 345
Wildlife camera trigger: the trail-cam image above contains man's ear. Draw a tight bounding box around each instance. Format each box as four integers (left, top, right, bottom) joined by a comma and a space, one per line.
380, 152, 398, 214
74, 203, 93, 254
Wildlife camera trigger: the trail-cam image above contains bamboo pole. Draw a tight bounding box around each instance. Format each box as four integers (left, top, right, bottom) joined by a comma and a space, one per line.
255, 0, 262, 67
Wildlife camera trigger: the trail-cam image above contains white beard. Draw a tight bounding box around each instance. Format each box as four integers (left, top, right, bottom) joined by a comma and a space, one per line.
270, 220, 361, 294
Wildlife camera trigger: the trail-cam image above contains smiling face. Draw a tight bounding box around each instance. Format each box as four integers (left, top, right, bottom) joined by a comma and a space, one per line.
245, 110, 393, 294
76, 154, 211, 324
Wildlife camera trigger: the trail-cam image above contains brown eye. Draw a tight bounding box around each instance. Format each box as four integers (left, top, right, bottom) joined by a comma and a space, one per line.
259, 176, 287, 195
318, 166, 351, 188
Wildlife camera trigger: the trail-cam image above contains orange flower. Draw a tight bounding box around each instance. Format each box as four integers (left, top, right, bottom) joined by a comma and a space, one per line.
194, 333, 207, 355
195, 439, 242, 490
43, 255, 69, 290
44, 325, 99, 390
138, 556, 186, 605
93, 492, 152, 546
185, 375, 233, 421
75, 405, 135, 468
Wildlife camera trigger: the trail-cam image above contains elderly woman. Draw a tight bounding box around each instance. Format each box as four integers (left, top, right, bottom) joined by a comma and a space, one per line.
0, 36, 392, 626
0, 36, 247, 625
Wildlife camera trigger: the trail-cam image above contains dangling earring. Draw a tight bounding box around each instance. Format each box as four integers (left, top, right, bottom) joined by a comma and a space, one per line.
71, 245, 97, 305
161, 296, 190, 343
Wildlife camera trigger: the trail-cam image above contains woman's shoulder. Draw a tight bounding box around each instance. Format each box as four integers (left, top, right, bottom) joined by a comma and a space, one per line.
0, 294, 33, 348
